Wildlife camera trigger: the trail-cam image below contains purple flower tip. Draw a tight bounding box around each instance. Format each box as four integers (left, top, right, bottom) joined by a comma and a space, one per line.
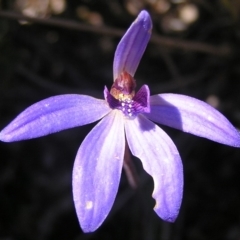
137, 10, 152, 32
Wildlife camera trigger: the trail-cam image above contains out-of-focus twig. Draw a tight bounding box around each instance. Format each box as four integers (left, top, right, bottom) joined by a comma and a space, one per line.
123, 142, 139, 189
0, 10, 232, 56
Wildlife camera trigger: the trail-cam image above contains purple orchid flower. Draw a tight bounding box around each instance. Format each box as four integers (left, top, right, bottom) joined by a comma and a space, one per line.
1, 10, 240, 233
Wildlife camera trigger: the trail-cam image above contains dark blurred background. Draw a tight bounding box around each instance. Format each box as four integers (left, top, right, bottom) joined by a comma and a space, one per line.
1, 0, 240, 239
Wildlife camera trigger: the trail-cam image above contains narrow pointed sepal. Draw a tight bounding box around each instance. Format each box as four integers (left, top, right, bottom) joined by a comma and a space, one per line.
0, 94, 111, 142
125, 115, 183, 222
113, 10, 152, 80
72, 110, 125, 232
145, 94, 240, 147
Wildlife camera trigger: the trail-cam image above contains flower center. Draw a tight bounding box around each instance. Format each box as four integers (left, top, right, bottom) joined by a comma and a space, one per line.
120, 99, 134, 117
104, 71, 150, 118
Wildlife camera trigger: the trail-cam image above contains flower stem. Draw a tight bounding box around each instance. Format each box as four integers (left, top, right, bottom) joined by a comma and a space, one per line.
123, 142, 139, 189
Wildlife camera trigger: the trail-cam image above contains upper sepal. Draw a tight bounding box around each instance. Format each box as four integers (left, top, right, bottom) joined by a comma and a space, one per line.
113, 10, 152, 80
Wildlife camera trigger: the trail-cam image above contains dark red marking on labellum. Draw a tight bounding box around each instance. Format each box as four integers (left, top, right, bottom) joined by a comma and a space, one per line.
110, 71, 136, 101
104, 72, 150, 118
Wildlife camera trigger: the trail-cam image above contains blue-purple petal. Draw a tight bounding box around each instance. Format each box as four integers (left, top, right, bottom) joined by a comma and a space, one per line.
0, 94, 111, 142
72, 110, 125, 232
125, 115, 183, 222
113, 10, 152, 80
132, 84, 150, 113
144, 94, 240, 147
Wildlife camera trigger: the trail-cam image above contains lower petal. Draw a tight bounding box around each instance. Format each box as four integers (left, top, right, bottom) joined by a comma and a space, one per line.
72, 110, 125, 232
125, 115, 183, 222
